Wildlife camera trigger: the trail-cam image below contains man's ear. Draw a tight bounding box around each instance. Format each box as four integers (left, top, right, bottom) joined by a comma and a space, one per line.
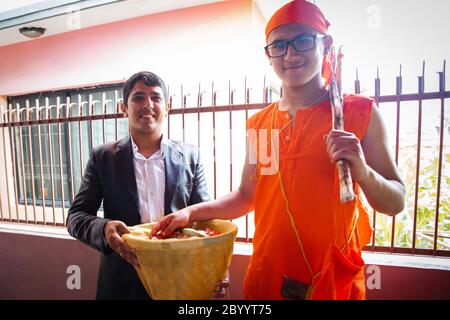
165, 98, 171, 116
120, 102, 128, 117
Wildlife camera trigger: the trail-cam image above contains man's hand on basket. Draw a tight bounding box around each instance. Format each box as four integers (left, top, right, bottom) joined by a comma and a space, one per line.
212, 270, 230, 299
104, 220, 140, 268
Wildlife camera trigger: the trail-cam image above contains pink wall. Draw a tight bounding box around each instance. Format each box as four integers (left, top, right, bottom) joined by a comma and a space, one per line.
0, 232, 99, 299
1, 231, 449, 300
0, 0, 264, 96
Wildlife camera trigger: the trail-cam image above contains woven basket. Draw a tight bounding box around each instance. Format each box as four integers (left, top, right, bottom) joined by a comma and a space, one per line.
122, 219, 237, 300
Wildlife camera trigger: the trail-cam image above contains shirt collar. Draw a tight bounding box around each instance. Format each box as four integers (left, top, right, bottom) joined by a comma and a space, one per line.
130, 135, 168, 160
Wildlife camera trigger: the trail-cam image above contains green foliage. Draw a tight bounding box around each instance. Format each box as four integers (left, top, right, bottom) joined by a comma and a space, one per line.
373, 144, 450, 251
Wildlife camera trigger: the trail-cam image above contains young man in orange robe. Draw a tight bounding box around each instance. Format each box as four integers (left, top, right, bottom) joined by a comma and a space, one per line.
152, 0, 405, 299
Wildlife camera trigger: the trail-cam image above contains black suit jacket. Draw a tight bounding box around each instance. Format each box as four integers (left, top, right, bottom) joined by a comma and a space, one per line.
66, 136, 210, 299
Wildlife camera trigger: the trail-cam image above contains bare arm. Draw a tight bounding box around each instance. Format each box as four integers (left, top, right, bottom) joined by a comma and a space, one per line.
326, 103, 405, 216
359, 104, 405, 215
151, 146, 258, 237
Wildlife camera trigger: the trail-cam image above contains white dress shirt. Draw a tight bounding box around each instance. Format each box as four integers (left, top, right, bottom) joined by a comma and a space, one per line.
131, 136, 167, 223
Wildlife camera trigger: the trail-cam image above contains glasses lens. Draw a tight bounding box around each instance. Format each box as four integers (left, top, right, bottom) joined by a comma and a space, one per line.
292, 35, 315, 52
267, 41, 287, 57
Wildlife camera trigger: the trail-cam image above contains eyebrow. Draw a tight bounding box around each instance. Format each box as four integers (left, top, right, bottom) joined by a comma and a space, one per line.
270, 33, 316, 43
131, 90, 162, 96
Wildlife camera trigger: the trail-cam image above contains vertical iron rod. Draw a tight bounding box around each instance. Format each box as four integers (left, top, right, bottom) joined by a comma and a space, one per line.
244, 77, 249, 243
57, 98, 66, 224
412, 62, 425, 253
8, 107, 20, 221
391, 65, 403, 251
25, 100, 37, 223
372, 68, 381, 250
46, 98, 56, 225
36, 100, 47, 224
212, 82, 217, 200
78, 95, 84, 183
18, 104, 29, 223
434, 60, 446, 255
1, 109, 12, 221
66, 99, 75, 203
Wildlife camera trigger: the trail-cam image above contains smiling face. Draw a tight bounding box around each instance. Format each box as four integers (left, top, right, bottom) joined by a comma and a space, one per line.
267, 23, 331, 89
121, 80, 167, 138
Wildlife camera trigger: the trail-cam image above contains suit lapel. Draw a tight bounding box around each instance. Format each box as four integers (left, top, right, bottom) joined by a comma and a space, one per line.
164, 140, 181, 214
114, 136, 140, 220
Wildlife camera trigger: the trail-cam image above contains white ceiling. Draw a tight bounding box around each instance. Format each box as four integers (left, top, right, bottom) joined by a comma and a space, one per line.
0, 0, 291, 47
0, 0, 223, 46
0, 0, 222, 46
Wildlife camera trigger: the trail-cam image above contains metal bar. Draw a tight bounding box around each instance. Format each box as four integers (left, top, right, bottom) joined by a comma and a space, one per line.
36, 100, 47, 224
372, 68, 381, 250
115, 91, 119, 141
45, 98, 56, 225
244, 77, 249, 243
78, 95, 84, 183
0, 112, 125, 127
229, 81, 233, 193
167, 95, 172, 140
375, 91, 450, 102
102, 93, 106, 144
1, 108, 12, 221
391, 65, 403, 252
25, 100, 37, 224
66, 98, 75, 204
197, 84, 202, 148
56, 97, 66, 225
394, 65, 402, 164
375, 67, 381, 102
166, 86, 170, 140
235, 237, 253, 243
88, 95, 94, 150
212, 83, 217, 200
17, 104, 29, 223
150, 103, 270, 116
9, 106, 20, 221
412, 62, 425, 253
434, 60, 446, 255
182, 86, 186, 143
3, 90, 450, 129
354, 69, 361, 94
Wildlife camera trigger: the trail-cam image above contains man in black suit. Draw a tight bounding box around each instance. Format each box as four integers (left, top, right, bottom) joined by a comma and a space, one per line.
66, 71, 210, 299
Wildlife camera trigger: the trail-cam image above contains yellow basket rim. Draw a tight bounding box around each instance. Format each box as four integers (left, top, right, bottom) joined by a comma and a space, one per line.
122, 219, 238, 245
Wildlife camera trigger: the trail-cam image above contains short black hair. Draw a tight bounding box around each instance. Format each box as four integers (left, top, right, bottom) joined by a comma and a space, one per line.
122, 71, 168, 106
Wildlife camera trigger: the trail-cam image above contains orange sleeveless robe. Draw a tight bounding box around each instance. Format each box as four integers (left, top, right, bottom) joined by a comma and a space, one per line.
244, 94, 374, 300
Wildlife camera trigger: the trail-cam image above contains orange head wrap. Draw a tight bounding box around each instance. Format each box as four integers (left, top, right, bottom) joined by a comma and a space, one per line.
265, 0, 333, 87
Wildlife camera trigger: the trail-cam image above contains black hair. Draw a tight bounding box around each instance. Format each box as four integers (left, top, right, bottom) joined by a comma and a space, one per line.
122, 71, 168, 106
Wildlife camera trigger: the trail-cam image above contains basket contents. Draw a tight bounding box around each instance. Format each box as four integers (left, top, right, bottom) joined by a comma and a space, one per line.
152, 227, 221, 240
127, 224, 221, 240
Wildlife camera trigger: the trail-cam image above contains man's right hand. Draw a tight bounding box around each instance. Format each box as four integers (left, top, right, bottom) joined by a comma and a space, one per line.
104, 220, 140, 268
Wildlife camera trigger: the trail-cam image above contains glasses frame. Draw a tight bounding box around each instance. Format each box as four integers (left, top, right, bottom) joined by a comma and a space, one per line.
265, 34, 325, 58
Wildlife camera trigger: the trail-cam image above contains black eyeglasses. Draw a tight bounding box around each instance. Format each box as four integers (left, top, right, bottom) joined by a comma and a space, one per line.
265, 34, 325, 58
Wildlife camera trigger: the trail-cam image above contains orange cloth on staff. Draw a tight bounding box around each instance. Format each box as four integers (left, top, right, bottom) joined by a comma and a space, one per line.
244, 94, 374, 300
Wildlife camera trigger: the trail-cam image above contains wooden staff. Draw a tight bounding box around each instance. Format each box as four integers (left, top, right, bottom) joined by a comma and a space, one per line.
329, 46, 355, 203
